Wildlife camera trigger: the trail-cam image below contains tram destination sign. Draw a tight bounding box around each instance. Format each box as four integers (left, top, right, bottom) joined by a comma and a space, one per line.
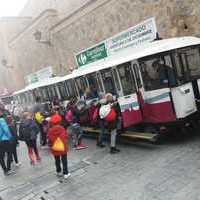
75, 18, 157, 67
76, 43, 107, 67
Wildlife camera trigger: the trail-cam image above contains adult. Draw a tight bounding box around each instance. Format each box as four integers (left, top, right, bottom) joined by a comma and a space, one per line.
99, 93, 121, 153
0, 110, 14, 175
32, 96, 46, 146
152, 60, 176, 87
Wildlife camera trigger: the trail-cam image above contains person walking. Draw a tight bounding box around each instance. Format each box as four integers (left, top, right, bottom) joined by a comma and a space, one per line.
99, 93, 121, 154
0, 110, 14, 175
19, 112, 41, 165
48, 113, 71, 179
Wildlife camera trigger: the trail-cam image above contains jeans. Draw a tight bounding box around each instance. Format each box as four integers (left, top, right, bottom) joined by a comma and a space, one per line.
0, 141, 12, 173
70, 123, 83, 146
54, 154, 69, 175
110, 129, 117, 148
11, 142, 19, 164
97, 119, 107, 145
39, 123, 46, 146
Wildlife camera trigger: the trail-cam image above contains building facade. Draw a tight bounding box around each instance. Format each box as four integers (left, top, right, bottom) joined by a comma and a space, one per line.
0, 0, 200, 91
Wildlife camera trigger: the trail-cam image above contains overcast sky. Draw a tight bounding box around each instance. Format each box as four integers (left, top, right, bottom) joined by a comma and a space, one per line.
0, 0, 28, 17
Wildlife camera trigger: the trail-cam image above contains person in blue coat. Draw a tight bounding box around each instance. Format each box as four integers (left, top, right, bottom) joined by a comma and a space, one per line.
0, 110, 14, 176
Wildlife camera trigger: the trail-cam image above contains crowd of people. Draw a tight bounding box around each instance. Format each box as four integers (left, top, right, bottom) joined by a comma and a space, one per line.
0, 92, 121, 179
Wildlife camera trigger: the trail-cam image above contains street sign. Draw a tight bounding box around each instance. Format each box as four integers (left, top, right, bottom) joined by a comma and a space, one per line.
76, 42, 107, 67
25, 66, 53, 85
75, 18, 157, 67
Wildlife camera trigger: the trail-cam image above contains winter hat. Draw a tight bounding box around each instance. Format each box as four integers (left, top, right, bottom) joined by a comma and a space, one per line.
50, 114, 62, 125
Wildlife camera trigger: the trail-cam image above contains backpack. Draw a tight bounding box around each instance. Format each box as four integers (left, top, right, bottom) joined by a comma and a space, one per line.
0, 118, 12, 141
35, 112, 44, 124
65, 110, 73, 123
99, 104, 117, 122
52, 137, 65, 152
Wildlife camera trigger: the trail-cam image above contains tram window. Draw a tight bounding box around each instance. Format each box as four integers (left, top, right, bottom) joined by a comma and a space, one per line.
117, 63, 136, 95
65, 80, 77, 98
75, 77, 88, 97
86, 73, 99, 98
97, 73, 104, 93
140, 55, 177, 91
58, 82, 68, 100
112, 69, 121, 91
101, 69, 117, 95
180, 47, 200, 78
133, 64, 142, 88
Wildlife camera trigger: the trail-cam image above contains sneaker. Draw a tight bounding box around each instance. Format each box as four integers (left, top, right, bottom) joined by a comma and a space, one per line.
4, 169, 15, 176
63, 173, 71, 179
110, 147, 120, 154
30, 160, 35, 165
76, 144, 88, 150
15, 162, 22, 167
56, 172, 63, 177
96, 143, 106, 148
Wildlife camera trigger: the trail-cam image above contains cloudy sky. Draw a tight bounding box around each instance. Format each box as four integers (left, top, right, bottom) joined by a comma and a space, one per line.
0, 0, 28, 17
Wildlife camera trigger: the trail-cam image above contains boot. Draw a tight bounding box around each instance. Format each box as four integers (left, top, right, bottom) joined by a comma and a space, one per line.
110, 147, 120, 154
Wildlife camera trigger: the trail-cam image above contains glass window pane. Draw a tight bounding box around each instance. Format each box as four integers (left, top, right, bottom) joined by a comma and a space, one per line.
112, 69, 121, 91
118, 63, 135, 95
139, 55, 176, 91
101, 69, 116, 95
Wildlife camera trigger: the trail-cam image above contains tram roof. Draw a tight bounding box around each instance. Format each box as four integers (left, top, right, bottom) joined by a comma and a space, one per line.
14, 74, 76, 95
73, 36, 200, 77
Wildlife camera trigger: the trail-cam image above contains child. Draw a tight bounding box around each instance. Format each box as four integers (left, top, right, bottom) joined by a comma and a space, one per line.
48, 113, 71, 179
19, 112, 41, 165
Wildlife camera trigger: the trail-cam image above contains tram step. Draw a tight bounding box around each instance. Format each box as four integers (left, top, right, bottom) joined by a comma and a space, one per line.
82, 127, 157, 141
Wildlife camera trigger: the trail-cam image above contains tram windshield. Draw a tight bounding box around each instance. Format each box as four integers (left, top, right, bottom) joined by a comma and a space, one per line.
117, 62, 136, 96
139, 54, 177, 91
101, 69, 117, 95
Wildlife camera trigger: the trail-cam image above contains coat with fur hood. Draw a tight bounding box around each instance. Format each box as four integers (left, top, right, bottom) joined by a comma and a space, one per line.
48, 125, 69, 156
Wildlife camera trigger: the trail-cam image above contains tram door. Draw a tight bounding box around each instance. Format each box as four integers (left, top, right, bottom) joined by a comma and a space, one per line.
117, 62, 143, 128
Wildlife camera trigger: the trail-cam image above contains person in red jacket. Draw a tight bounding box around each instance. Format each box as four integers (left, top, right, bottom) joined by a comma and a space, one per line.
48, 114, 71, 179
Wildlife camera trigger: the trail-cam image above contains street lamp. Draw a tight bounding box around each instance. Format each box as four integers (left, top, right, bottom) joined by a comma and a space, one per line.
1, 58, 14, 69
33, 30, 52, 46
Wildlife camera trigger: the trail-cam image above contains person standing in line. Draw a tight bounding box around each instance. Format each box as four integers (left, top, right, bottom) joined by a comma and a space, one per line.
6, 115, 21, 167
99, 93, 121, 154
48, 113, 71, 179
19, 112, 41, 165
0, 110, 14, 175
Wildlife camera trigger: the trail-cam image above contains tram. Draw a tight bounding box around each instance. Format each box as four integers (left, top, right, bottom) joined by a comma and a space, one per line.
12, 36, 200, 136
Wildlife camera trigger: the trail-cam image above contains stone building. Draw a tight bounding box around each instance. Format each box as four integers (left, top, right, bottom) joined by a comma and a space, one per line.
0, 0, 200, 91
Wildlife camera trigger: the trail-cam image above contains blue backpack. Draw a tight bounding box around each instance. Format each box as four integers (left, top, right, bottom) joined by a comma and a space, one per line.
0, 118, 12, 141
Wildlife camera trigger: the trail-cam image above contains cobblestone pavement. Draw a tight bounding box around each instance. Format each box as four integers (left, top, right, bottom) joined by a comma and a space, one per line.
1, 133, 200, 200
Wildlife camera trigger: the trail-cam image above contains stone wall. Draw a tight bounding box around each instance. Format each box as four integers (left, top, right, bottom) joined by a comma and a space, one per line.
2, 0, 200, 91
52, 0, 200, 70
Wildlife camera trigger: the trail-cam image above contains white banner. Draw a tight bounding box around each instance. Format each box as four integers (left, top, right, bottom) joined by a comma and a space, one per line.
106, 18, 157, 55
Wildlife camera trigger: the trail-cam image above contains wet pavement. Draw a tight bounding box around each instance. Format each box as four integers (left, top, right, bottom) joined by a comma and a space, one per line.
1, 133, 200, 200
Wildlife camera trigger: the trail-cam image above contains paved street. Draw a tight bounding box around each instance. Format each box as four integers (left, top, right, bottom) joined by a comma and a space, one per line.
1, 133, 200, 200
